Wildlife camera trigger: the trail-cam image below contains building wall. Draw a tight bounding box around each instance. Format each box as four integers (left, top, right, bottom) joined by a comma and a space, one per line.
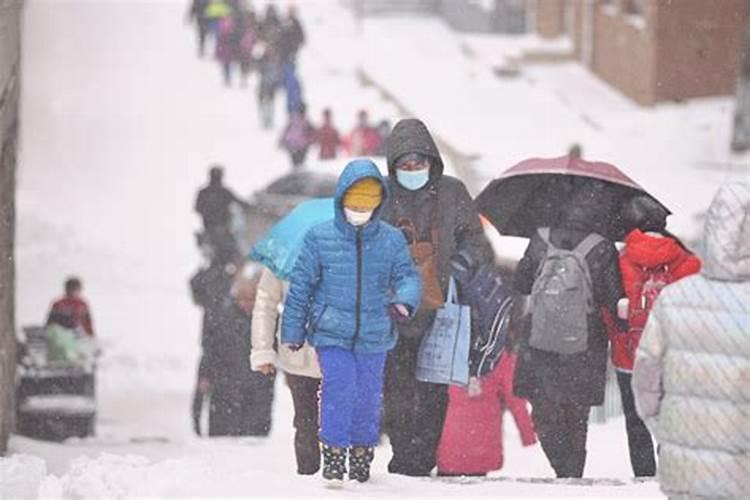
537, 0, 743, 106
0, 0, 21, 455
654, 0, 742, 102
590, 1, 658, 104
536, 0, 567, 38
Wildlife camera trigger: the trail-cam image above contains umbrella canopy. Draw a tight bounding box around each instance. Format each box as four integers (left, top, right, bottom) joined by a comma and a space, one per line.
475, 155, 670, 241
249, 197, 334, 281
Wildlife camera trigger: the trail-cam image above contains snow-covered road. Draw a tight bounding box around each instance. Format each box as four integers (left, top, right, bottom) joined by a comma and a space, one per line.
4, 0, 724, 497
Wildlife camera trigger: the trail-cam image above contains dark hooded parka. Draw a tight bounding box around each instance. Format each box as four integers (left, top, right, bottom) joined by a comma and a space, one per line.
380, 118, 493, 476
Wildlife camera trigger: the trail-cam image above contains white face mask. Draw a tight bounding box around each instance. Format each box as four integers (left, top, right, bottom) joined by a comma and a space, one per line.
344, 208, 374, 226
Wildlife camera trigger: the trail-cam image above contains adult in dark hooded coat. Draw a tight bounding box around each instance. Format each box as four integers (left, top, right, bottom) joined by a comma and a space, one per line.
380, 118, 493, 476
512, 180, 625, 478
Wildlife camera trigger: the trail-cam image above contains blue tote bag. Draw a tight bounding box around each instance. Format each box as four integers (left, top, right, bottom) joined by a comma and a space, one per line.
415, 277, 471, 386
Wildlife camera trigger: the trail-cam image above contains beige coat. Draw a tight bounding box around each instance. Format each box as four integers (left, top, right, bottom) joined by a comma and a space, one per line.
632, 182, 750, 500
250, 267, 321, 379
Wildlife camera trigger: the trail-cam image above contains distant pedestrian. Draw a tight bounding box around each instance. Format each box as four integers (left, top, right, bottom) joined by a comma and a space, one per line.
236, 7, 259, 87
279, 103, 315, 168
215, 14, 238, 86
46, 277, 95, 337
315, 108, 341, 160
282, 62, 303, 116
374, 119, 391, 157
194, 165, 249, 263
346, 110, 380, 157
281, 160, 421, 483
259, 4, 282, 47
633, 182, 750, 500
188, 0, 210, 57
278, 5, 305, 64
257, 44, 282, 129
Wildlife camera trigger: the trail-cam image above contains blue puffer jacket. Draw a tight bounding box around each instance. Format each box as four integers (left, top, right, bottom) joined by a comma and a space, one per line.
281, 159, 422, 353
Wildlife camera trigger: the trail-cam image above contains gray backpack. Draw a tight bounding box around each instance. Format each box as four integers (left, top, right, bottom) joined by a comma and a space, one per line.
529, 228, 603, 355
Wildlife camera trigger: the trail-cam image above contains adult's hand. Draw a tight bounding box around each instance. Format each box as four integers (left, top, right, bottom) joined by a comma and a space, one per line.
257, 363, 276, 375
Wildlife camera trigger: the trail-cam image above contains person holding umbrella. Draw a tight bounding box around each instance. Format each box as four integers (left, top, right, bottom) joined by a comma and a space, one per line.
380, 118, 493, 477
475, 155, 671, 478
511, 180, 625, 478
249, 198, 332, 475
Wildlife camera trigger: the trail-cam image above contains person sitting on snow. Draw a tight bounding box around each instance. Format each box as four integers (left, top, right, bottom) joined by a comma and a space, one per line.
46, 277, 95, 337
281, 159, 421, 484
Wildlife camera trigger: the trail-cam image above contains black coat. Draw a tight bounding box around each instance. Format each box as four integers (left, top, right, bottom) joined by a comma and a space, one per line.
512, 185, 624, 406
381, 118, 493, 336
203, 302, 276, 437
195, 182, 242, 228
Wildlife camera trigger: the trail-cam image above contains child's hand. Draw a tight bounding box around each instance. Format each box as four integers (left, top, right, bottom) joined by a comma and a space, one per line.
467, 377, 482, 398
390, 303, 411, 323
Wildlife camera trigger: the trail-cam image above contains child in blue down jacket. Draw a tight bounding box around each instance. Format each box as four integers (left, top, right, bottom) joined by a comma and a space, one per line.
281, 159, 421, 484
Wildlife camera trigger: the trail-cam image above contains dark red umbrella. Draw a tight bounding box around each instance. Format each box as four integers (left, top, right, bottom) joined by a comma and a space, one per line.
475, 155, 670, 241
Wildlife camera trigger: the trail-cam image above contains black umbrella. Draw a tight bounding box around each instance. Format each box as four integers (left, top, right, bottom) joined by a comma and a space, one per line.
475, 156, 670, 241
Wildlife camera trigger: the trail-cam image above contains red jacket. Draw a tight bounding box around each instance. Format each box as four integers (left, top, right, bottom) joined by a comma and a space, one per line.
47, 295, 95, 336
608, 230, 701, 371
345, 126, 380, 156
315, 124, 340, 160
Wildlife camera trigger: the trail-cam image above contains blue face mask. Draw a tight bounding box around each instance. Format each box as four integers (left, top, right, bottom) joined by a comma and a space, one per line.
396, 169, 430, 191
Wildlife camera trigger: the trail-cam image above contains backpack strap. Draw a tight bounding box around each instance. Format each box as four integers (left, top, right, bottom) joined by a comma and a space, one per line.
574, 233, 604, 258
537, 227, 552, 245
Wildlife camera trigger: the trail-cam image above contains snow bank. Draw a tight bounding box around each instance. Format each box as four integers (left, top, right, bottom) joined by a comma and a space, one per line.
0, 454, 47, 499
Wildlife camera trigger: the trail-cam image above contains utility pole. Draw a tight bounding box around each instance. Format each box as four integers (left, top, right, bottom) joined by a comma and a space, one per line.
0, 0, 22, 455
731, 1, 750, 152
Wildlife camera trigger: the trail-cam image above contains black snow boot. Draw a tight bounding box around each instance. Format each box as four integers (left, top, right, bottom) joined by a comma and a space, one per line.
349, 446, 374, 483
322, 445, 347, 482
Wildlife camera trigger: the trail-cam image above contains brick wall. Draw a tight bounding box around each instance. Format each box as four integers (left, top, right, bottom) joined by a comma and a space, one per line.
590, 2, 658, 104
536, 0, 567, 38
654, 0, 742, 102
0, 0, 21, 455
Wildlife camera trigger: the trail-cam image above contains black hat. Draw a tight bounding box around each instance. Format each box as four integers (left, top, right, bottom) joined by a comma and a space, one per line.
623, 195, 668, 233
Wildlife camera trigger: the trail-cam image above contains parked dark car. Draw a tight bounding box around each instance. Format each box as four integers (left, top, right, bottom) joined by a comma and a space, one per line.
239, 166, 339, 254
15, 326, 97, 441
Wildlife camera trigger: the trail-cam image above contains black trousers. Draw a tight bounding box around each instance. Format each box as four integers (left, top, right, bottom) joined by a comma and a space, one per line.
208, 372, 275, 437
285, 373, 321, 475
530, 396, 590, 478
383, 335, 448, 476
616, 371, 656, 477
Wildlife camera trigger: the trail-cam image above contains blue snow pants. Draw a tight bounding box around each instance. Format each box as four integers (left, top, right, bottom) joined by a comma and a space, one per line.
317, 346, 387, 448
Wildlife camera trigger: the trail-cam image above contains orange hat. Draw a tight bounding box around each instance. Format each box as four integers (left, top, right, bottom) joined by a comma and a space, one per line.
343, 178, 383, 210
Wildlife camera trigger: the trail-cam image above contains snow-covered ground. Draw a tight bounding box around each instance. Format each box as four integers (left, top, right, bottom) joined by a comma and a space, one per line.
6, 0, 747, 498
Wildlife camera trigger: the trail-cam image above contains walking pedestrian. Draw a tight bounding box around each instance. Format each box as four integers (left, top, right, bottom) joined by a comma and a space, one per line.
632, 182, 750, 500
279, 102, 315, 169
281, 159, 421, 483
380, 118, 493, 477
194, 165, 249, 263
512, 180, 624, 478
605, 196, 701, 478
315, 108, 341, 161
